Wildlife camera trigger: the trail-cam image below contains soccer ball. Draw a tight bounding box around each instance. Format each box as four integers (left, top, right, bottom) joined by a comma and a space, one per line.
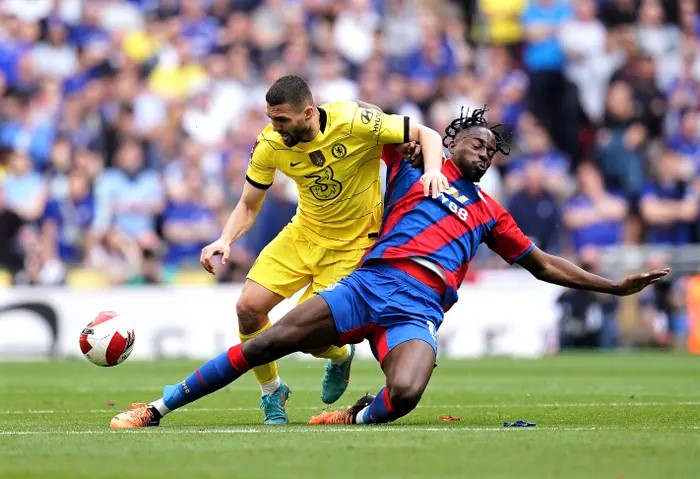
79, 311, 135, 367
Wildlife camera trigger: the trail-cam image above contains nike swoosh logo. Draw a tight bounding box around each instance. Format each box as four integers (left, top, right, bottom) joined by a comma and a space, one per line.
290, 161, 302, 167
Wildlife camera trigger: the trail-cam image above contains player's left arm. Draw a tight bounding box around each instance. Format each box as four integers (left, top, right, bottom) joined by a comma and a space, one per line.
517, 248, 669, 296
485, 195, 669, 296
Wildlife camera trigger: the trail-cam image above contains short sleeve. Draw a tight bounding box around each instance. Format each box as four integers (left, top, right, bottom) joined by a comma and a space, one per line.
353, 106, 409, 145
484, 195, 534, 264
381, 144, 404, 167
245, 139, 276, 189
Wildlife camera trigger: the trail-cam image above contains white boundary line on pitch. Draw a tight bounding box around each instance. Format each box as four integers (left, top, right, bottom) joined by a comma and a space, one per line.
2, 425, 700, 436
2, 400, 700, 415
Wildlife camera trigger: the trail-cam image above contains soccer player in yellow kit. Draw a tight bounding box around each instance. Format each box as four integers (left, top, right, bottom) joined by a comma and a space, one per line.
199, 75, 448, 424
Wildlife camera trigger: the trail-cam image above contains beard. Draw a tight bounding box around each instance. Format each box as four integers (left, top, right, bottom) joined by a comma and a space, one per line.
279, 124, 310, 147
456, 160, 487, 182
279, 131, 300, 147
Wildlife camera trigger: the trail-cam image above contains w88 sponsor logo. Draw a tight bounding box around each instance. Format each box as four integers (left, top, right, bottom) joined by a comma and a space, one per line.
437, 187, 468, 222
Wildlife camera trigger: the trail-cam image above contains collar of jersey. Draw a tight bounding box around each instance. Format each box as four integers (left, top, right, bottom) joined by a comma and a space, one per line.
288, 107, 328, 153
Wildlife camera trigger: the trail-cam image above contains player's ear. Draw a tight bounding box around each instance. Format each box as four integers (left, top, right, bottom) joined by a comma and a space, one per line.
447, 140, 456, 155
303, 105, 314, 120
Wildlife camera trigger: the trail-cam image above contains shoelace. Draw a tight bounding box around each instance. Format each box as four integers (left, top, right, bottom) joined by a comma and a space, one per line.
317, 410, 352, 424
260, 396, 272, 410
260, 395, 286, 421
124, 402, 153, 424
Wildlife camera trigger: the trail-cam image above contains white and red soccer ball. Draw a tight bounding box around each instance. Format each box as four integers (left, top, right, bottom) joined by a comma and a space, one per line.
79, 311, 135, 367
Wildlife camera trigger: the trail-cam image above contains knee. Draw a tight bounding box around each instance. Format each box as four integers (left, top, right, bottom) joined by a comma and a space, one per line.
236, 296, 269, 333
388, 380, 425, 414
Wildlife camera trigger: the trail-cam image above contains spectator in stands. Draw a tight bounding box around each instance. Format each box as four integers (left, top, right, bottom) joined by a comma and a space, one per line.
17, 228, 66, 286
381, 0, 422, 68
31, 19, 77, 79
179, 0, 219, 58
638, 251, 686, 348
377, 73, 424, 121
0, 183, 25, 278
70, 1, 109, 50
629, 54, 667, 140
92, 138, 164, 247
148, 37, 207, 100
667, 108, 699, 166
598, 0, 637, 30
313, 53, 359, 104
640, 149, 697, 245
507, 157, 563, 253
557, 245, 619, 348
478, 0, 527, 47
564, 162, 628, 253
404, 11, 459, 111
596, 81, 646, 205
87, 225, 143, 285
181, 53, 246, 147
2, 150, 47, 223
45, 137, 72, 200
162, 166, 218, 267
252, 0, 298, 63
0, 92, 55, 171
636, 0, 680, 70
333, 0, 379, 74
42, 169, 96, 263
505, 125, 570, 198
521, 0, 578, 159
664, 45, 699, 138
163, 137, 223, 209
481, 45, 528, 131
559, 0, 624, 124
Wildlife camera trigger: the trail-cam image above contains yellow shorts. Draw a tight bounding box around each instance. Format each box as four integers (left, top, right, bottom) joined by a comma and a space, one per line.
247, 224, 367, 304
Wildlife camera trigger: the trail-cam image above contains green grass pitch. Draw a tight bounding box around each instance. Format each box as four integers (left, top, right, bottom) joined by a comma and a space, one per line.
1, 352, 699, 479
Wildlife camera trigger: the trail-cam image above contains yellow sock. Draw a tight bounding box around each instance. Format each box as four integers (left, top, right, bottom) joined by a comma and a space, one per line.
239, 321, 279, 386
310, 344, 350, 364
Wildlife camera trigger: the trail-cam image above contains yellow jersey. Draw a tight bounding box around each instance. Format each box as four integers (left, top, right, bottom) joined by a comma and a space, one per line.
246, 101, 409, 250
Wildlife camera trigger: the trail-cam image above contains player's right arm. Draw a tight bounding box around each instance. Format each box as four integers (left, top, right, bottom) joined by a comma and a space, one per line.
351, 102, 447, 196
200, 138, 275, 274
199, 182, 267, 274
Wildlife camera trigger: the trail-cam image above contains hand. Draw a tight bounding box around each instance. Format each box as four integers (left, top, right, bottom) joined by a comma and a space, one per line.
395, 141, 423, 168
613, 268, 670, 296
200, 238, 231, 275
420, 167, 450, 198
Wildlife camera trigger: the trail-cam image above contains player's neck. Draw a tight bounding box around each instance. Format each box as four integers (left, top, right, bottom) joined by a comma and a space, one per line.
300, 108, 321, 142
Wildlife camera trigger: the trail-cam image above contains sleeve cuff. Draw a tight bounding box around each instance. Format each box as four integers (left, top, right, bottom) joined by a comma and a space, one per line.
246, 175, 273, 190
512, 244, 535, 264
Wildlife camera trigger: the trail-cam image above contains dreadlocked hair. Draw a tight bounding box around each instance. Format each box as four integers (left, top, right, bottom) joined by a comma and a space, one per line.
442, 106, 510, 155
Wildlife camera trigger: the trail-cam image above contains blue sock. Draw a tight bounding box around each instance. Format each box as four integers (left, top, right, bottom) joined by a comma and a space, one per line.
360, 387, 403, 424
163, 344, 249, 410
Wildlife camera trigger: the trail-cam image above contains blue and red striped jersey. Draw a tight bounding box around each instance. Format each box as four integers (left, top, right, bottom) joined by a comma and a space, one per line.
362, 146, 534, 308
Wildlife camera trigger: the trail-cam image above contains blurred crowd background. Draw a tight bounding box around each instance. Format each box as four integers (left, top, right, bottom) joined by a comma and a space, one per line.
0, 0, 698, 348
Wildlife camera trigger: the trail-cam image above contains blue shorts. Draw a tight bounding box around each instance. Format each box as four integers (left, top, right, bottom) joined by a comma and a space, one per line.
318, 262, 443, 365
